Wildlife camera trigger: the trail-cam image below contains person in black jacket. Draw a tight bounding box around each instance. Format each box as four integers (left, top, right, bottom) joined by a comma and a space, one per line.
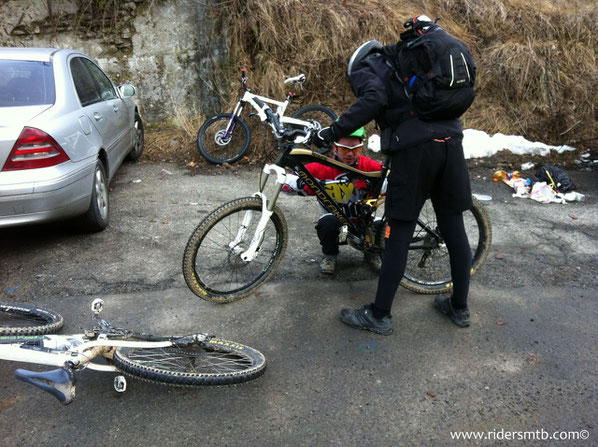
313, 16, 474, 335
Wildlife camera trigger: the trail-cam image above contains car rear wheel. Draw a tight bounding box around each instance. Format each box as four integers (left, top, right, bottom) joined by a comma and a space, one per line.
81, 160, 109, 232
127, 112, 144, 162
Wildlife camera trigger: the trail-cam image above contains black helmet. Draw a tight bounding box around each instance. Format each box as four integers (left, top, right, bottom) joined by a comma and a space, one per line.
347, 40, 383, 78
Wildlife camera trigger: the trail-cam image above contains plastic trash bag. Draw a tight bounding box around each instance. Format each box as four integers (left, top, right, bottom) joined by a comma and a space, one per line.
533, 166, 575, 192
530, 182, 565, 204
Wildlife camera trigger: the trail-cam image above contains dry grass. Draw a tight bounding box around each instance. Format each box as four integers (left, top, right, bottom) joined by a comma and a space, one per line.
153, 0, 597, 166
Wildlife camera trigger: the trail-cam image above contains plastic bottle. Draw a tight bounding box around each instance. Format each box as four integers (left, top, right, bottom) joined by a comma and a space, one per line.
493, 170, 507, 182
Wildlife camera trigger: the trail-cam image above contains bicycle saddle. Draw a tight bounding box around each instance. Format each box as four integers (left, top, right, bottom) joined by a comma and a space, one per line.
284, 74, 306, 84
15, 364, 77, 405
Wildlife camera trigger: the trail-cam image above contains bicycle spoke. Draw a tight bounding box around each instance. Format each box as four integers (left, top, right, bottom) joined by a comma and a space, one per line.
124, 347, 255, 374
194, 208, 279, 294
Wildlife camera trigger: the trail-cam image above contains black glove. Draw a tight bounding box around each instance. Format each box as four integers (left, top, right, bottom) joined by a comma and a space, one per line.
312, 126, 335, 148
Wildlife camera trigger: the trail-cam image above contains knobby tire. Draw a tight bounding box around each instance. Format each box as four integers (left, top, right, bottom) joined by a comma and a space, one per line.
291, 105, 337, 155
197, 113, 251, 164
399, 196, 492, 294
113, 338, 266, 386
0, 302, 64, 336
183, 197, 288, 303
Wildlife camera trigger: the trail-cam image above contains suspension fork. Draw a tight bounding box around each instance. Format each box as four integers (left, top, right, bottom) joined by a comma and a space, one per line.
224, 100, 245, 137
236, 164, 286, 262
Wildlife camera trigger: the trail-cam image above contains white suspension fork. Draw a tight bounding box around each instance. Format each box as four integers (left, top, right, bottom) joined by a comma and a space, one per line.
238, 164, 287, 262
239, 192, 272, 262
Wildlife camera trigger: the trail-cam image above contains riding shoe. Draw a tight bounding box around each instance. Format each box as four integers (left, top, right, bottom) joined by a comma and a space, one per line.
320, 255, 337, 274
340, 304, 393, 335
364, 252, 382, 272
433, 294, 470, 328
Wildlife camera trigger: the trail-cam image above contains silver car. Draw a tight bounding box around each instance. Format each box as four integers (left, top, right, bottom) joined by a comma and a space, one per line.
0, 47, 143, 231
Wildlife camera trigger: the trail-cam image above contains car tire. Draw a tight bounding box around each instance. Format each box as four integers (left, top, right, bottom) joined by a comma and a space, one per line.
127, 112, 144, 162
81, 160, 109, 232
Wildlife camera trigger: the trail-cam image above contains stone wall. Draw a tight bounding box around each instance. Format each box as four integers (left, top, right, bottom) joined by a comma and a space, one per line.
0, 0, 231, 124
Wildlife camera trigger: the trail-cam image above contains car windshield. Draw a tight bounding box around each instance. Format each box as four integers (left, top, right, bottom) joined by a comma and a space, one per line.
0, 60, 56, 107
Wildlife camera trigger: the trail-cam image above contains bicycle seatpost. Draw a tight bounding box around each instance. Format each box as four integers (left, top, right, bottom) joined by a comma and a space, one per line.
240, 68, 249, 91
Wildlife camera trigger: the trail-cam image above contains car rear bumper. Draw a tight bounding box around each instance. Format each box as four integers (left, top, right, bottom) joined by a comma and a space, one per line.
0, 161, 94, 227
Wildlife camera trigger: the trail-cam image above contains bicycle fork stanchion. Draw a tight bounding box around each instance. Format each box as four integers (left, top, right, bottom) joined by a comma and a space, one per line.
239, 163, 287, 262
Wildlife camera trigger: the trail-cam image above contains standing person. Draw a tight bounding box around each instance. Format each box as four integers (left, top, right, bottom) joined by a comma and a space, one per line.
284, 127, 383, 274
312, 15, 476, 334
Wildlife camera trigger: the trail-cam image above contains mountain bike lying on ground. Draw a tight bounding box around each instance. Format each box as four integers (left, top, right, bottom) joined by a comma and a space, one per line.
184, 97, 492, 303
0, 300, 266, 404
197, 68, 337, 164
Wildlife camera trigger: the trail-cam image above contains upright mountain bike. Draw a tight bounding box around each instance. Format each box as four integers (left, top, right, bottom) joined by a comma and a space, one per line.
0, 300, 266, 404
183, 97, 492, 303
197, 68, 337, 164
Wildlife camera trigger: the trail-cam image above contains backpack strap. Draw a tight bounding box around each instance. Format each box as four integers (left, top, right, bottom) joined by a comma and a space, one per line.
381, 44, 418, 123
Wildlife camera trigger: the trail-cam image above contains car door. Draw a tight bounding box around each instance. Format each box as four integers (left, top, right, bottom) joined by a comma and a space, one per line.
70, 57, 128, 174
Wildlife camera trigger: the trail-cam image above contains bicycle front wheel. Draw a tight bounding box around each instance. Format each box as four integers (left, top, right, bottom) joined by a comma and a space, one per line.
400, 196, 492, 294
113, 339, 266, 386
197, 113, 251, 164
183, 197, 288, 303
0, 302, 64, 336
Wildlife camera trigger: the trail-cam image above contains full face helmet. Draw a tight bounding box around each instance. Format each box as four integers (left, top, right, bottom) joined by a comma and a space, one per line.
347, 40, 384, 79
400, 14, 437, 40
347, 40, 383, 94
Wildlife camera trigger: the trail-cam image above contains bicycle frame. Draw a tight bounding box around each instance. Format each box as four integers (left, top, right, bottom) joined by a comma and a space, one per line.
236, 146, 390, 263
222, 72, 308, 139
0, 333, 209, 372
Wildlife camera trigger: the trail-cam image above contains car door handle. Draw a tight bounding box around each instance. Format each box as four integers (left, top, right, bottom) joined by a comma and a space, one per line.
93, 112, 102, 121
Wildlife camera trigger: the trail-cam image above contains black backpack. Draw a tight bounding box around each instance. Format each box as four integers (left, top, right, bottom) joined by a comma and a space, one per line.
384, 19, 477, 121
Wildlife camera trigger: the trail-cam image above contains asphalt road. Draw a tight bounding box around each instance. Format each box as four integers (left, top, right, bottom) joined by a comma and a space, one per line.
0, 158, 597, 446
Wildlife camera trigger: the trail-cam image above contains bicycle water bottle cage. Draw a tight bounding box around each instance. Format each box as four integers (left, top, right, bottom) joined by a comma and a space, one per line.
15, 364, 77, 405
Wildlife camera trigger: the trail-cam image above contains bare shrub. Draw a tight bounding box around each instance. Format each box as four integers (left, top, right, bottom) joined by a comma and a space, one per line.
199, 0, 596, 159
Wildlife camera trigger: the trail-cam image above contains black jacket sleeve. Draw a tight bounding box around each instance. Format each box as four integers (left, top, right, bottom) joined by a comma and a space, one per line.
330, 55, 389, 138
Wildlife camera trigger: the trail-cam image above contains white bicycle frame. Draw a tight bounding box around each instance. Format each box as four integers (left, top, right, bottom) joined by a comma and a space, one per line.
0, 299, 209, 388
0, 333, 209, 372
225, 74, 315, 134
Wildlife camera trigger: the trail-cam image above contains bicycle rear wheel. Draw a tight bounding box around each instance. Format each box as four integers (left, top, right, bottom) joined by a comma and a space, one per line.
291, 105, 337, 154
113, 339, 266, 386
183, 197, 288, 303
197, 113, 251, 164
400, 196, 492, 294
0, 302, 64, 336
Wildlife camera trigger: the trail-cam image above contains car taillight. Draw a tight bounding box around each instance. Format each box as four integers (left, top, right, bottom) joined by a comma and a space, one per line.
2, 127, 70, 171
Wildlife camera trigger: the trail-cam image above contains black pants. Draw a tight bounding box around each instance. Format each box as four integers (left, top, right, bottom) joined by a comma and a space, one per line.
374, 213, 472, 313
315, 214, 340, 256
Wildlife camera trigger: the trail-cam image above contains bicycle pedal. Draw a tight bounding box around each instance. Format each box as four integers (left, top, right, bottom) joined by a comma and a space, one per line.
114, 375, 127, 393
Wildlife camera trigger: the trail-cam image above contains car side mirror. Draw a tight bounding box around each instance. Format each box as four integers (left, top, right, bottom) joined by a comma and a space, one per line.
118, 83, 136, 97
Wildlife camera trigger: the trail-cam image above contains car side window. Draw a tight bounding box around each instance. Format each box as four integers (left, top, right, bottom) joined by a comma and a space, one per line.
81, 59, 117, 101
70, 57, 101, 107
